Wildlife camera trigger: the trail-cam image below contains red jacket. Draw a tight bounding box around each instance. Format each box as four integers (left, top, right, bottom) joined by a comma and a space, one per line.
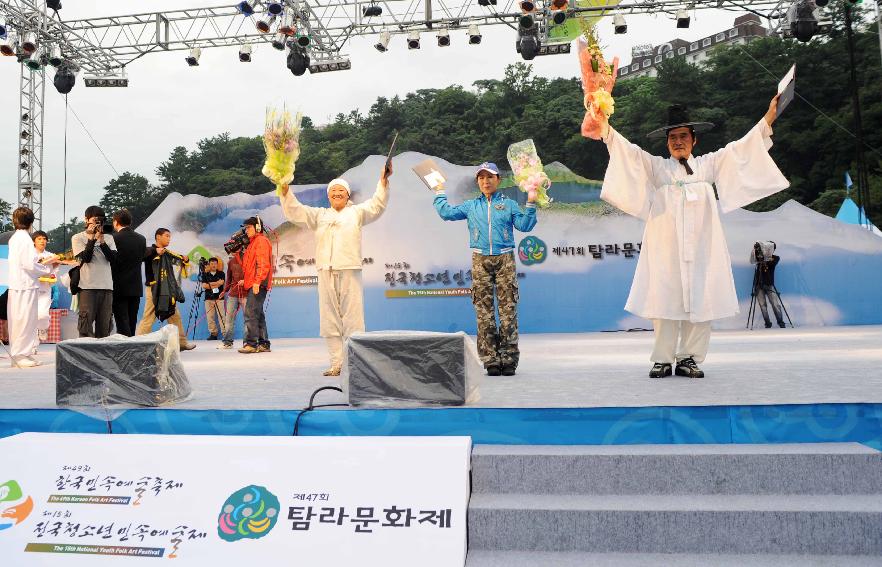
243, 232, 273, 291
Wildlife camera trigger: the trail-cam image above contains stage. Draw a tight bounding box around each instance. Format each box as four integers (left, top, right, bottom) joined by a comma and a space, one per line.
2, 326, 882, 446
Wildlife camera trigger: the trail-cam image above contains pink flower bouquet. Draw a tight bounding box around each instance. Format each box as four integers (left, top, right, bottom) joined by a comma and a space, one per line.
578, 31, 619, 140
506, 139, 552, 208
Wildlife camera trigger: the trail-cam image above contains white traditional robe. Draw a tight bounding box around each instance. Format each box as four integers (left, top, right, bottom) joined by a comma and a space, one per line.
36, 250, 58, 331
601, 119, 789, 322
280, 182, 388, 367
7, 230, 50, 361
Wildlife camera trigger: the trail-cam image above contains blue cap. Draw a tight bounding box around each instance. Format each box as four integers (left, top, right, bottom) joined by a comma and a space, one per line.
476, 162, 500, 177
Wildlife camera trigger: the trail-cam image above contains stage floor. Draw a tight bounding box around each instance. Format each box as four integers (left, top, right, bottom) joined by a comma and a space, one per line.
3, 325, 882, 411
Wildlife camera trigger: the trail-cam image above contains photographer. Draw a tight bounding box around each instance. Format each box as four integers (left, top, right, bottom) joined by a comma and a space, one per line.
71, 205, 118, 338
110, 209, 147, 337
200, 257, 225, 340
135, 228, 196, 351
238, 217, 272, 354
753, 242, 785, 329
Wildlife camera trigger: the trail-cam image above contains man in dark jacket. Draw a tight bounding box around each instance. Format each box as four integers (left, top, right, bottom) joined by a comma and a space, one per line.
110, 209, 147, 336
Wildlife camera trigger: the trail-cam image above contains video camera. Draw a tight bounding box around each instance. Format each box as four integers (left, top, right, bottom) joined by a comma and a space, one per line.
86, 216, 113, 236
750, 241, 776, 264
223, 227, 250, 254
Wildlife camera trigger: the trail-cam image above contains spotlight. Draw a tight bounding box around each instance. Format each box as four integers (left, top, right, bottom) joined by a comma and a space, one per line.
25, 48, 44, 70
286, 45, 309, 76
236, 1, 255, 16
0, 22, 7, 39
0, 31, 15, 56
519, 14, 534, 29
613, 13, 627, 34
48, 44, 63, 66
47, 0, 62, 10
185, 47, 201, 66
256, 15, 276, 33
20, 161, 29, 170
266, 2, 284, 15
407, 31, 420, 49
437, 29, 450, 47
20, 148, 29, 156
468, 24, 482, 44
21, 112, 29, 121
552, 10, 567, 25
279, 12, 295, 35
54, 63, 76, 94
296, 34, 310, 47
84, 75, 129, 87
363, 4, 383, 17
793, 18, 817, 42
375, 30, 391, 52
519, 0, 535, 12
517, 34, 539, 60
272, 32, 286, 50
239, 43, 252, 62
477, 0, 497, 4
21, 31, 37, 54
787, 0, 819, 43
20, 129, 30, 139
676, 8, 690, 28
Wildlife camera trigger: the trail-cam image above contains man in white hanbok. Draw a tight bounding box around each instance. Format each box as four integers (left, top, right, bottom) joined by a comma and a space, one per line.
7, 208, 58, 368
601, 95, 788, 378
279, 162, 392, 376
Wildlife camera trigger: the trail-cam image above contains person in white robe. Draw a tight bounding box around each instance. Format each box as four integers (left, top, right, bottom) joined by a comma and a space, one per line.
278, 161, 393, 376
600, 95, 788, 378
7, 208, 58, 368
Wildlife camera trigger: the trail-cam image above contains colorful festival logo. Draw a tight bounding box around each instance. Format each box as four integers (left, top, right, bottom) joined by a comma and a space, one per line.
518, 236, 547, 265
0, 480, 34, 532
217, 485, 280, 542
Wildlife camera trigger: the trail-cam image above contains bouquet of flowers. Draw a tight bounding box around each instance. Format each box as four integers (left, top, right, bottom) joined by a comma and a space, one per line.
578, 27, 619, 140
261, 106, 303, 195
506, 139, 552, 208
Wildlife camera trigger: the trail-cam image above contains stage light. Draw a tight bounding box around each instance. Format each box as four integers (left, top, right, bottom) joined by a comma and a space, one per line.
519, 14, 534, 29
21, 31, 37, 54
21, 112, 29, 121
279, 12, 295, 34
437, 29, 450, 47
517, 34, 539, 60
676, 9, 690, 28
0, 22, 7, 39
296, 34, 311, 47
25, 48, 44, 70
286, 45, 309, 76
375, 30, 391, 52
552, 8, 567, 25
468, 24, 482, 44
47, 0, 62, 10
256, 15, 276, 33
363, 4, 383, 17
20, 129, 29, 139
53, 62, 76, 94
407, 31, 420, 49
787, 0, 819, 43
272, 33, 286, 50
20, 148, 29, 156
477, 0, 497, 5
266, 2, 284, 15
0, 31, 15, 56
84, 75, 129, 87
236, 2, 255, 16
309, 57, 351, 73
239, 43, 252, 62
48, 44, 63, 66
185, 47, 201, 66
613, 14, 627, 34
20, 161, 29, 170
520, 0, 536, 12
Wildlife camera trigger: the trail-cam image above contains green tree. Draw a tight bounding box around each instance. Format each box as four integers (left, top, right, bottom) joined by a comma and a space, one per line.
0, 198, 13, 232
99, 172, 160, 226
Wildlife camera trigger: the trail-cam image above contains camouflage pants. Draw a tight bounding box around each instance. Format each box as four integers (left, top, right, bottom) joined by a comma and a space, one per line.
472, 252, 519, 368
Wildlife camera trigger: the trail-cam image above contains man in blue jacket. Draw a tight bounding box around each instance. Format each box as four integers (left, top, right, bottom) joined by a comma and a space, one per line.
433, 162, 538, 376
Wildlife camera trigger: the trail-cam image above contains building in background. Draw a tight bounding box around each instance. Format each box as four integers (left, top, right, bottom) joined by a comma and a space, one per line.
618, 14, 768, 81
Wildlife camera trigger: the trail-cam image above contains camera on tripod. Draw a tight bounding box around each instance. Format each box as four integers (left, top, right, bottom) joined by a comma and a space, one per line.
750, 241, 776, 264
223, 228, 250, 254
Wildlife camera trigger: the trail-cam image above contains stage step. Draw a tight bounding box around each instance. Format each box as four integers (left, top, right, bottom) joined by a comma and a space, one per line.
468, 443, 882, 557
471, 443, 882, 494
465, 551, 882, 567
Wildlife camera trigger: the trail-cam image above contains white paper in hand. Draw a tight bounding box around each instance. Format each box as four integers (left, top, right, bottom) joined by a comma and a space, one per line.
413, 159, 447, 191
776, 64, 795, 118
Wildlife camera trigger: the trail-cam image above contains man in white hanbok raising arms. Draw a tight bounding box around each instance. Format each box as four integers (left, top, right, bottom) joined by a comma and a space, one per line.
600, 95, 788, 378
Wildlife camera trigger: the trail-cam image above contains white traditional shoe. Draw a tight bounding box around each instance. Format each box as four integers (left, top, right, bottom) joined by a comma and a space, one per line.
322, 367, 341, 377
14, 357, 41, 368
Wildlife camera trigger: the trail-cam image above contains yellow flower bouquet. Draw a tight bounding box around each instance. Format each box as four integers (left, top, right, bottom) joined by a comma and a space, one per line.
261, 106, 303, 194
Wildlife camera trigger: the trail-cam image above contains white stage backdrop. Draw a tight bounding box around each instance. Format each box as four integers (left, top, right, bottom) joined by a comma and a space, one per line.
0, 433, 471, 565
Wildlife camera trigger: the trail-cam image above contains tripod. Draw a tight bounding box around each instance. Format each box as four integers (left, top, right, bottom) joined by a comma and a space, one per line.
746, 262, 794, 329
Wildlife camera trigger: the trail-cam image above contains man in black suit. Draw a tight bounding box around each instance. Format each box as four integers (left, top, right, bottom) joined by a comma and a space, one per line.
110, 209, 147, 336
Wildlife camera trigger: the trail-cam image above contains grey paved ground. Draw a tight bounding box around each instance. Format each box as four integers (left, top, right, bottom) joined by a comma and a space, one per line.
2, 326, 880, 410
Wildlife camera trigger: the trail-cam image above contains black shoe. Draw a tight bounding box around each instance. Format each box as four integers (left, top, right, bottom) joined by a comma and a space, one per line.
649, 363, 672, 378
501, 365, 516, 376
778, 322, 786, 328
675, 357, 704, 378
764, 322, 772, 329
208, 334, 218, 340
486, 365, 501, 376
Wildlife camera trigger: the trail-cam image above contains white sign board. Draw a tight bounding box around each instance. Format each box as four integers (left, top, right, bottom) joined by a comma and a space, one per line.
0, 433, 471, 565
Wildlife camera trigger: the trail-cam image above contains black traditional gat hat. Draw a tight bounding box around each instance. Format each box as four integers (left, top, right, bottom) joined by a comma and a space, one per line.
646, 104, 715, 139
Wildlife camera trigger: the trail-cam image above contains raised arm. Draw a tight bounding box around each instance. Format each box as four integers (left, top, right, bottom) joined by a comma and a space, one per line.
512, 202, 538, 232
279, 186, 323, 229
599, 126, 665, 221
355, 180, 389, 225
433, 188, 469, 221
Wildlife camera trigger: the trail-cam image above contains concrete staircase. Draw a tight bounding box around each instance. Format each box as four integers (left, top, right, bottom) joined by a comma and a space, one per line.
466, 443, 882, 566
